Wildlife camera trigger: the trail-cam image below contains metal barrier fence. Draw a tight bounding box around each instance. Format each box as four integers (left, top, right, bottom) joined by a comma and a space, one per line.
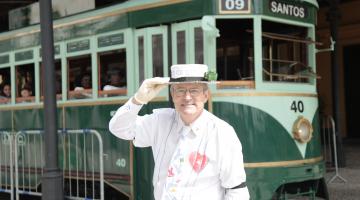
10, 129, 104, 200
59, 129, 104, 200
0, 131, 14, 200
321, 115, 346, 184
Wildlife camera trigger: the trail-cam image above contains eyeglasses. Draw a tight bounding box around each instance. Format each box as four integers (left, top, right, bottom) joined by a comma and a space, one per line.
173, 88, 204, 97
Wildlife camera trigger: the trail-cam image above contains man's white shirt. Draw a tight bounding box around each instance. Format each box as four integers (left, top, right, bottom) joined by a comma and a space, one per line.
109, 99, 250, 200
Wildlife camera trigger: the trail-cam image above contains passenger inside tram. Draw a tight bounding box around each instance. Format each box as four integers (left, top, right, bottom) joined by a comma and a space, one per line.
0, 83, 11, 104
1, 83, 11, 98
16, 65, 35, 103
20, 85, 32, 98
73, 73, 92, 99
103, 69, 125, 90
68, 55, 92, 99
98, 49, 127, 97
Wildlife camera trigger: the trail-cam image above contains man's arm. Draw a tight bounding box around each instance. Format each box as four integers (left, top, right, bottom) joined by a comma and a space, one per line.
109, 97, 143, 140
108, 77, 169, 145
219, 126, 250, 199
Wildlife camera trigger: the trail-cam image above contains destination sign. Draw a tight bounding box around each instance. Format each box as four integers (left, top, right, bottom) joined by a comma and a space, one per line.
269, 0, 307, 19
67, 39, 90, 53
219, 0, 251, 14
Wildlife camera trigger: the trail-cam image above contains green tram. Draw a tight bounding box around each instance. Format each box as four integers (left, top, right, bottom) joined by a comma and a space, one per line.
0, 0, 328, 199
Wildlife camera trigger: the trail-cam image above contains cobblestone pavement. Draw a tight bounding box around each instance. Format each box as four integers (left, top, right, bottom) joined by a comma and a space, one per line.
325, 138, 360, 200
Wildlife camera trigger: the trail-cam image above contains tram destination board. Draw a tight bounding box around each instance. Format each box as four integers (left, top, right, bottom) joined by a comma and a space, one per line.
219, 0, 251, 14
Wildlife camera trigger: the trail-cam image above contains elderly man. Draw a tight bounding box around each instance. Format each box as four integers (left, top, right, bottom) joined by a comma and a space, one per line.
109, 64, 249, 200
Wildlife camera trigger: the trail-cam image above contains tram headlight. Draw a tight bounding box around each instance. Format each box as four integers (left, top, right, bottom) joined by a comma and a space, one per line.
292, 116, 313, 143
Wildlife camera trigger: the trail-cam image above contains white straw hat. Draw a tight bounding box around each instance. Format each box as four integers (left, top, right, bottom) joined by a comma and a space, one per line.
169, 64, 217, 84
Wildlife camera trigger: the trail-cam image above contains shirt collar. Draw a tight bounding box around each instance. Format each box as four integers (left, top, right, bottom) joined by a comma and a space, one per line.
175, 109, 209, 136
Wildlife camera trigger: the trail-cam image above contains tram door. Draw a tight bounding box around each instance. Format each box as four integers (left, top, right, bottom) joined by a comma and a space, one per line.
134, 26, 168, 86
171, 20, 204, 64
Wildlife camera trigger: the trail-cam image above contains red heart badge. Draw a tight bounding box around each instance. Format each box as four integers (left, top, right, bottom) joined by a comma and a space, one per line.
189, 151, 208, 173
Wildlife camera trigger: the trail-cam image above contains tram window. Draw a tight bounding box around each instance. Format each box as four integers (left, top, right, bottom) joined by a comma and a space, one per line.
152, 34, 164, 77
262, 20, 310, 83
194, 27, 204, 64
98, 49, 127, 97
40, 60, 62, 100
177, 31, 186, 64
15, 64, 35, 103
138, 36, 145, 84
216, 19, 254, 88
67, 55, 92, 99
0, 68, 11, 104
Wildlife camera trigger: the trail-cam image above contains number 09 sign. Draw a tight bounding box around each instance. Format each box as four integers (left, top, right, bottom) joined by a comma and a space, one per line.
219, 0, 251, 14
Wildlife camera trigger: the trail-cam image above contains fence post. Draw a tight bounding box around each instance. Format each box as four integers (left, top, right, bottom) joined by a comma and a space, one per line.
327, 117, 347, 183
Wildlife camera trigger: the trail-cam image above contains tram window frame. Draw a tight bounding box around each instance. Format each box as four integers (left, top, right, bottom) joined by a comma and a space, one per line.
0, 67, 11, 104
152, 34, 164, 77
177, 31, 186, 64
67, 55, 93, 100
216, 19, 255, 89
40, 60, 62, 101
138, 36, 145, 84
261, 20, 311, 83
15, 63, 36, 103
98, 49, 127, 98
194, 27, 204, 64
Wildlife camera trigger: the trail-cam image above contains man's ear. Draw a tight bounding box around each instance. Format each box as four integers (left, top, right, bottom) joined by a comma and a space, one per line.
203, 90, 209, 103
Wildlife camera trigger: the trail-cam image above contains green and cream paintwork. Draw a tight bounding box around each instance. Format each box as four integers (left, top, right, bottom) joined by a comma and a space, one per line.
0, 0, 325, 199
214, 93, 318, 158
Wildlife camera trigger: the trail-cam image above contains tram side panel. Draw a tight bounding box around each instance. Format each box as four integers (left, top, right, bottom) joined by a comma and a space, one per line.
64, 104, 132, 198
213, 99, 325, 199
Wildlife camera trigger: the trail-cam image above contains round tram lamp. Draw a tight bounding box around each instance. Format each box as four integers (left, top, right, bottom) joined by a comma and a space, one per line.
292, 116, 313, 143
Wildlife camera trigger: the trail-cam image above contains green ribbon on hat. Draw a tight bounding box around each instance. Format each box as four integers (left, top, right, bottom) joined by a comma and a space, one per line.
204, 70, 218, 81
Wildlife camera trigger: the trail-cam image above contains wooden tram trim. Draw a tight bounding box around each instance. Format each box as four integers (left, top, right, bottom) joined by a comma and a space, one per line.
0, 96, 168, 111
0, 92, 318, 111
244, 156, 323, 168
216, 81, 255, 89
213, 92, 318, 98
98, 88, 128, 97
0, 0, 191, 42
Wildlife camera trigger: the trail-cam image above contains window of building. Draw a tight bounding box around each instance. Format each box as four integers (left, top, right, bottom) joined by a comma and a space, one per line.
16, 64, 35, 103
262, 20, 312, 83
216, 19, 254, 89
98, 49, 127, 97
67, 55, 92, 99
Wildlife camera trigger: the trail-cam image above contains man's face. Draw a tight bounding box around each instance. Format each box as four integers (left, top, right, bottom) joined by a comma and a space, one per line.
171, 83, 208, 121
